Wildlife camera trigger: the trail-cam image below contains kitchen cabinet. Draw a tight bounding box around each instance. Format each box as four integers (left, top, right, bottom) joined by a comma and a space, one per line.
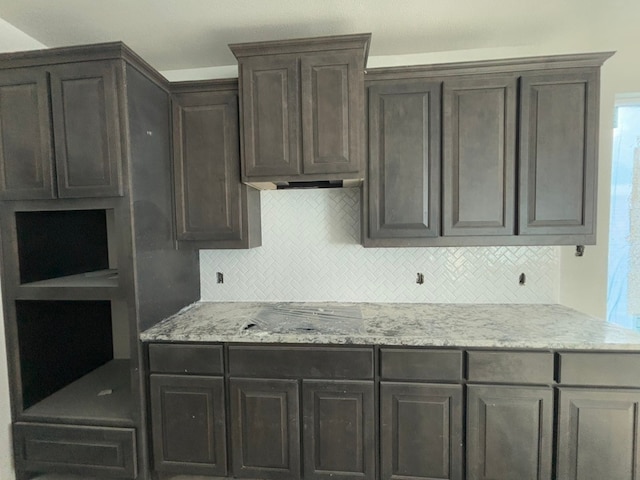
227, 345, 375, 480
171, 79, 261, 248
379, 348, 463, 480
229, 33, 370, 188
556, 353, 640, 480
519, 69, 598, 237
0, 60, 123, 200
148, 343, 227, 476
0, 43, 201, 480
363, 52, 611, 247
366, 80, 441, 240
466, 351, 554, 480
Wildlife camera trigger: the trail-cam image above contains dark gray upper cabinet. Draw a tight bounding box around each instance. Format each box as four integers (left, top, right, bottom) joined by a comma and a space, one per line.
230, 34, 370, 188
519, 69, 598, 239
363, 52, 612, 247
443, 74, 517, 237
0, 60, 123, 200
365, 80, 441, 244
557, 388, 640, 480
0, 67, 54, 200
171, 80, 261, 249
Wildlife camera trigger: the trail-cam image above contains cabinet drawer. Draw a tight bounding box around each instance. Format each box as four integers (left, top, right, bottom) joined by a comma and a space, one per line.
149, 343, 223, 375
559, 352, 640, 387
380, 348, 462, 381
467, 351, 553, 384
229, 345, 374, 379
14, 422, 136, 478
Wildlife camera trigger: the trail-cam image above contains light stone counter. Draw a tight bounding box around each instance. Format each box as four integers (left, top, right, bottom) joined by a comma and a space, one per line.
141, 302, 640, 350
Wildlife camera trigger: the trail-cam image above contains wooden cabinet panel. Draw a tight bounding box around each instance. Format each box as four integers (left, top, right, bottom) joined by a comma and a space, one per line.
148, 343, 223, 375
380, 348, 463, 382
467, 351, 554, 384
519, 69, 598, 237
367, 80, 441, 240
240, 55, 301, 178
467, 385, 553, 480
302, 380, 375, 480
301, 50, 362, 175
443, 75, 517, 236
557, 388, 640, 480
0, 68, 55, 200
49, 61, 123, 198
230, 378, 301, 480
150, 374, 227, 476
559, 352, 640, 387
173, 86, 261, 247
13, 422, 137, 478
380, 382, 463, 480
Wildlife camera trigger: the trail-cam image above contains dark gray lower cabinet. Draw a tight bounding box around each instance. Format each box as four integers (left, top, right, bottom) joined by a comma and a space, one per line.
467, 385, 553, 480
230, 378, 301, 480
380, 382, 463, 480
303, 380, 375, 480
557, 388, 640, 480
149, 374, 227, 476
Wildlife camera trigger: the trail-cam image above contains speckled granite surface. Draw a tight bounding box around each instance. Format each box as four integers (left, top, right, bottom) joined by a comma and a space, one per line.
140, 302, 640, 350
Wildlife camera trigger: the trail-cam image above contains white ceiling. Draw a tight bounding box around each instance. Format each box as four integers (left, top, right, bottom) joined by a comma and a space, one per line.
0, 0, 613, 71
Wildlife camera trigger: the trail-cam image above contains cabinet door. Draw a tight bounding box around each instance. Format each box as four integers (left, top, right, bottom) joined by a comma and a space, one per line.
0, 67, 55, 200
230, 378, 301, 480
302, 380, 375, 480
173, 89, 260, 247
367, 81, 441, 240
557, 388, 640, 480
300, 50, 362, 175
150, 374, 227, 476
519, 69, 598, 236
467, 385, 553, 480
240, 55, 301, 178
381, 382, 463, 480
49, 60, 123, 198
443, 75, 517, 236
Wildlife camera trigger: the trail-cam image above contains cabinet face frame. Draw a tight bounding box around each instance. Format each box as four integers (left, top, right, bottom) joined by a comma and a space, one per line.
0, 67, 55, 200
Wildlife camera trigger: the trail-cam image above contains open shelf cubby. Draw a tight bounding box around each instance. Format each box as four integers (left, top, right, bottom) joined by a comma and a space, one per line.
15, 209, 118, 288
16, 299, 132, 426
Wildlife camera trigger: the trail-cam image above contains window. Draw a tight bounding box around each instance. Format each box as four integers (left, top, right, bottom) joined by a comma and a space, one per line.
607, 96, 640, 330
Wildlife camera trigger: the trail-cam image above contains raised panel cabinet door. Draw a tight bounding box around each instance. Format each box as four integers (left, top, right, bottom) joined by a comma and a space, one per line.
173, 90, 244, 243
150, 374, 227, 476
368, 80, 441, 239
380, 382, 463, 480
0, 68, 55, 200
443, 75, 517, 236
230, 378, 301, 480
300, 50, 363, 175
302, 380, 375, 480
49, 60, 123, 198
467, 385, 553, 480
557, 388, 640, 480
519, 69, 598, 236
240, 55, 301, 178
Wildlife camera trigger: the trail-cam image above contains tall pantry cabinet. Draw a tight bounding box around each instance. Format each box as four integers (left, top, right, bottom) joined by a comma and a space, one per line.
0, 43, 200, 479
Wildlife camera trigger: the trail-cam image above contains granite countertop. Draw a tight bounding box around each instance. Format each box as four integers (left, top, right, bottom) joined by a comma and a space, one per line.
140, 302, 640, 350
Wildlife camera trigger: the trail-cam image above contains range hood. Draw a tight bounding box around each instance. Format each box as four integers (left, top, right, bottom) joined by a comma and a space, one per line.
274, 179, 362, 190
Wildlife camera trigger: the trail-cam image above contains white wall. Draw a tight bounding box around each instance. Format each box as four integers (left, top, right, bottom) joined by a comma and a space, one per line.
0, 17, 46, 480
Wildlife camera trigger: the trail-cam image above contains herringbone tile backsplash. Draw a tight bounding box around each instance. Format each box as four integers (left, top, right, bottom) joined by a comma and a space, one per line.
200, 188, 559, 303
